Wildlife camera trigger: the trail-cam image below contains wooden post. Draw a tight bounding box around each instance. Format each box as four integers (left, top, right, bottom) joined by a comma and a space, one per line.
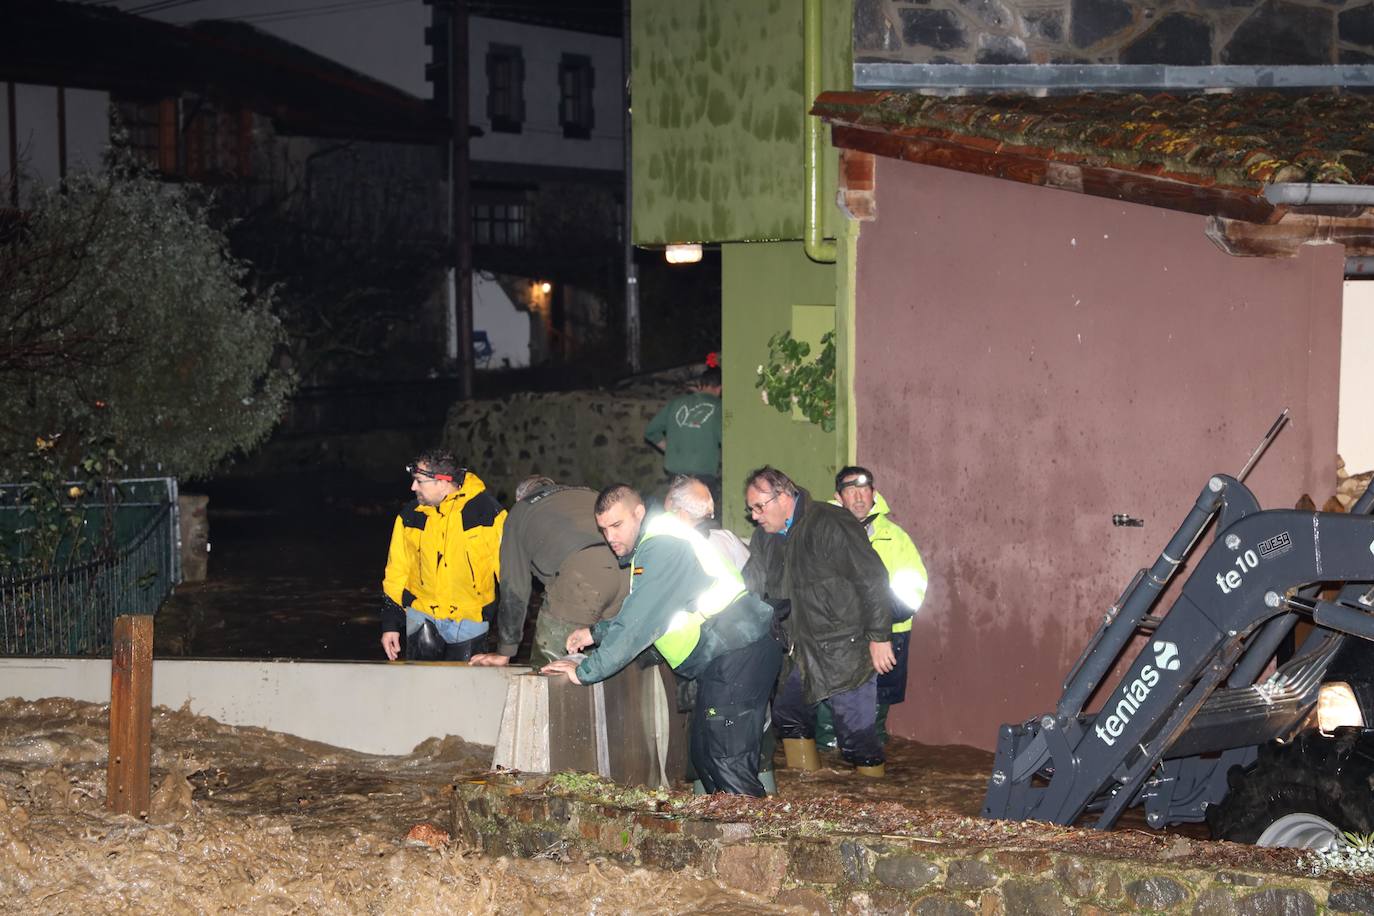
107, 615, 153, 818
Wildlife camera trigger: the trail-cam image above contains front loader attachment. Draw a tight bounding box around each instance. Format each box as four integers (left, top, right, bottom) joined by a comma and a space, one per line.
982, 474, 1374, 831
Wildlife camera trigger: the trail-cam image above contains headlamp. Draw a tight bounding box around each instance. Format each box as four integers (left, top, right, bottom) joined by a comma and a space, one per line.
838, 473, 871, 491
406, 463, 456, 482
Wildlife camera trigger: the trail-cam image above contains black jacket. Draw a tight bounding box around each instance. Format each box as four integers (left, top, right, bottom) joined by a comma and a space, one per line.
746, 486, 891, 704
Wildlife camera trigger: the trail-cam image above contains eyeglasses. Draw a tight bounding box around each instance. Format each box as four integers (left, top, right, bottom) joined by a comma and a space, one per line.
406, 463, 456, 483
747, 491, 781, 516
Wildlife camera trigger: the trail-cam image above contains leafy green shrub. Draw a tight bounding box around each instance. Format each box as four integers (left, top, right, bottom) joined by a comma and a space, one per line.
0, 164, 294, 479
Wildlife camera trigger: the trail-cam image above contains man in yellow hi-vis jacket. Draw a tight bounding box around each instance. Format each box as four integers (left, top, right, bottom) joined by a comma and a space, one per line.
380, 449, 506, 661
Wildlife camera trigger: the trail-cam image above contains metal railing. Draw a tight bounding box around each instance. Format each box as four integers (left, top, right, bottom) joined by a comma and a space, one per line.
0, 478, 181, 656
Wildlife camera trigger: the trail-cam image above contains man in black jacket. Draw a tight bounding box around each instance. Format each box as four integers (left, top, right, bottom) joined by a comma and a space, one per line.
743, 466, 894, 777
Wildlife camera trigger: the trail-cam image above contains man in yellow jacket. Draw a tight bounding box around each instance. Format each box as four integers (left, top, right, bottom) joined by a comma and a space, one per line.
819, 465, 928, 745
380, 449, 506, 661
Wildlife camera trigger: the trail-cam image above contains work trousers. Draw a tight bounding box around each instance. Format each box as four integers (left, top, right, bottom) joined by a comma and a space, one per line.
690, 634, 783, 797
404, 608, 489, 661
531, 611, 578, 669
773, 667, 884, 767
876, 630, 911, 706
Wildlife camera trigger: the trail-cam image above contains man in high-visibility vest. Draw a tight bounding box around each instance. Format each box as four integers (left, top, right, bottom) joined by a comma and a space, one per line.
822, 466, 928, 745
542, 484, 782, 796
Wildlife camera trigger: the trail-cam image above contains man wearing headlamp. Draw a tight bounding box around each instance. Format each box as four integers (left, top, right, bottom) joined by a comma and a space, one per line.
380, 449, 506, 661
828, 466, 928, 746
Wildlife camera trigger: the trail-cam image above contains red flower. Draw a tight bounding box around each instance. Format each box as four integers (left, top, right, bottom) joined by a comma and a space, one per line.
705, 352, 720, 369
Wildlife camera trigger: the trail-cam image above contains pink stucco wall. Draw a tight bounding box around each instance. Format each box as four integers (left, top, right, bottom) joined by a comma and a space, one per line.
856, 157, 1345, 751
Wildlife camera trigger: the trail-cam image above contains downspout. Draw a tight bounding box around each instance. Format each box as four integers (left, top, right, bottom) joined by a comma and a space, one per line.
803, 0, 836, 263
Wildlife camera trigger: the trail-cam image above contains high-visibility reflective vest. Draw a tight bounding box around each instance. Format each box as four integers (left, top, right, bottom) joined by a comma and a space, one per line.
639, 513, 748, 668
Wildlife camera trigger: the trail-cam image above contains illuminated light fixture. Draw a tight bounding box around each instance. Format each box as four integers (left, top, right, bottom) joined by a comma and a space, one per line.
664, 243, 703, 265
538, 281, 552, 294
1317, 681, 1365, 734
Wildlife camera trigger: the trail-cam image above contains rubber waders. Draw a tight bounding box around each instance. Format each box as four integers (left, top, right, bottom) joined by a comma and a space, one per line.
782, 738, 820, 771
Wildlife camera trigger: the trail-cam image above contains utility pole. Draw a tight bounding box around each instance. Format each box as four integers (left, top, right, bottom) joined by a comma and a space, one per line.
622, 0, 640, 373
430, 0, 474, 397
452, 0, 473, 398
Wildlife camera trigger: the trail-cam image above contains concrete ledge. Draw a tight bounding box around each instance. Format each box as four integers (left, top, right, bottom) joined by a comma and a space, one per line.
451, 774, 1374, 914
0, 657, 521, 755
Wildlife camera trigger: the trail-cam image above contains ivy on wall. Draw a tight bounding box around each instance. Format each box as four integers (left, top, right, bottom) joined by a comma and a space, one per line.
755, 331, 836, 433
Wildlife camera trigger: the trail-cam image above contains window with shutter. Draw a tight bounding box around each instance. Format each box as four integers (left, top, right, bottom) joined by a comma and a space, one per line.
558, 54, 594, 140
486, 44, 525, 134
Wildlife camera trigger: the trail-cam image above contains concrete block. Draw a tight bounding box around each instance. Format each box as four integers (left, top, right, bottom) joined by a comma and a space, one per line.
492, 661, 687, 788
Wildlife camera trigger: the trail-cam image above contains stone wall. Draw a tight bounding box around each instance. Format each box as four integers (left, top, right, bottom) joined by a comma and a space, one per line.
441, 389, 674, 506
855, 0, 1374, 66
451, 775, 1374, 914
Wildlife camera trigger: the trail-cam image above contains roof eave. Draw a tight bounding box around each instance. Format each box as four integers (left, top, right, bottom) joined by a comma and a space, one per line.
828, 122, 1280, 224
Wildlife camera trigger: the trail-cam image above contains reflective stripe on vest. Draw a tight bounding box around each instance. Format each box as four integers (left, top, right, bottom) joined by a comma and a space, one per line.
639, 513, 747, 668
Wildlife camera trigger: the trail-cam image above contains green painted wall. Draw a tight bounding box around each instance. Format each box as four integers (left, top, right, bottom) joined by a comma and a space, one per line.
631, 0, 852, 245
721, 241, 843, 533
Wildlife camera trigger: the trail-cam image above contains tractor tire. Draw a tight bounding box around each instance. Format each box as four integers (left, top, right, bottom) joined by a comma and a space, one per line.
1207, 729, 1374, 848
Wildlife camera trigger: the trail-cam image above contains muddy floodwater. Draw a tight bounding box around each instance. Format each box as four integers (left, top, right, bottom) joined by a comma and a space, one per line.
0, 697, 814, 914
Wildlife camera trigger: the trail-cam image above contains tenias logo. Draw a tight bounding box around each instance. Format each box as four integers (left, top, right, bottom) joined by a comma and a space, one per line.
1154, 639, 1180, 671
1094, 641, 1179, 746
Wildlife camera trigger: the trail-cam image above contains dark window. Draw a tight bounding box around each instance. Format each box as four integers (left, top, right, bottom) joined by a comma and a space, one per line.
113, 98, 252, 180
473, 196, 530, 247
486, 44, 525, 133
558, 54, 595, 139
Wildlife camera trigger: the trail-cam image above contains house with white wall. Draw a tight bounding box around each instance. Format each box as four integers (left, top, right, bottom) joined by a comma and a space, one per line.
2, 0, 625, 374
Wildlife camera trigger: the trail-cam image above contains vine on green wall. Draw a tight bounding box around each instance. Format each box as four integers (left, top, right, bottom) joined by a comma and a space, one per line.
756, 331, 836, 433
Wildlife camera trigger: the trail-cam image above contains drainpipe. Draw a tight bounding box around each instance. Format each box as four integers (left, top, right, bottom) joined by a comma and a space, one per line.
1264, 183, 1374, 207
1263, 184, 1374, 277
803, 0, 836, 263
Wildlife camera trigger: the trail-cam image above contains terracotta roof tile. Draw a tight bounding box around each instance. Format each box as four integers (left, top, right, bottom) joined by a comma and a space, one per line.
814, 90, 1374, 191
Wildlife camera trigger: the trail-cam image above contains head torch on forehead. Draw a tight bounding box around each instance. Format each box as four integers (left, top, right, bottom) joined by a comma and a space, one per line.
406, 463, 456, 482
838, 473, 872, 491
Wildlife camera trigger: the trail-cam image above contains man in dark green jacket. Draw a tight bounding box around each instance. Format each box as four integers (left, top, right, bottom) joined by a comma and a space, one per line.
542, 484, 781, 796
470, 476, 628, 668
744, 466, 893, 777
644, 368, 722, 498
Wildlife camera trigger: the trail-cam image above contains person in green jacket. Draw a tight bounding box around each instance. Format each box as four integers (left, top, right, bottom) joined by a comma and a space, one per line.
644, 368, 722, 499
816, 466, 929, 747
542, 484, 781, 796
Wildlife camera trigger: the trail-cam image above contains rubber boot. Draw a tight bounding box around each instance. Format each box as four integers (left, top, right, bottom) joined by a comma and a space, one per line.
782, 738, 820, 771
692, 779, 707, 795
407, 619, 448, 661
856, 763, 886, 778
759, 769, 777, 796
814, 702, 838, 750
875, 703, 890, 746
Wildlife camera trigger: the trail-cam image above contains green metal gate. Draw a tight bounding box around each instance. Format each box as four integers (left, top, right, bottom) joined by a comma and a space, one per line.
0, 478, 181, 656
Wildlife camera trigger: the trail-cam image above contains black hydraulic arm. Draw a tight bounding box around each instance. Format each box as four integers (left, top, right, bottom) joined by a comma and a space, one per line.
984, 480, 1374, 829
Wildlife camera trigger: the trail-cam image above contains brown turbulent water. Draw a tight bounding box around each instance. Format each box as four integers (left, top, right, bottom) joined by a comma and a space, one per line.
0, 697, 806, 914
